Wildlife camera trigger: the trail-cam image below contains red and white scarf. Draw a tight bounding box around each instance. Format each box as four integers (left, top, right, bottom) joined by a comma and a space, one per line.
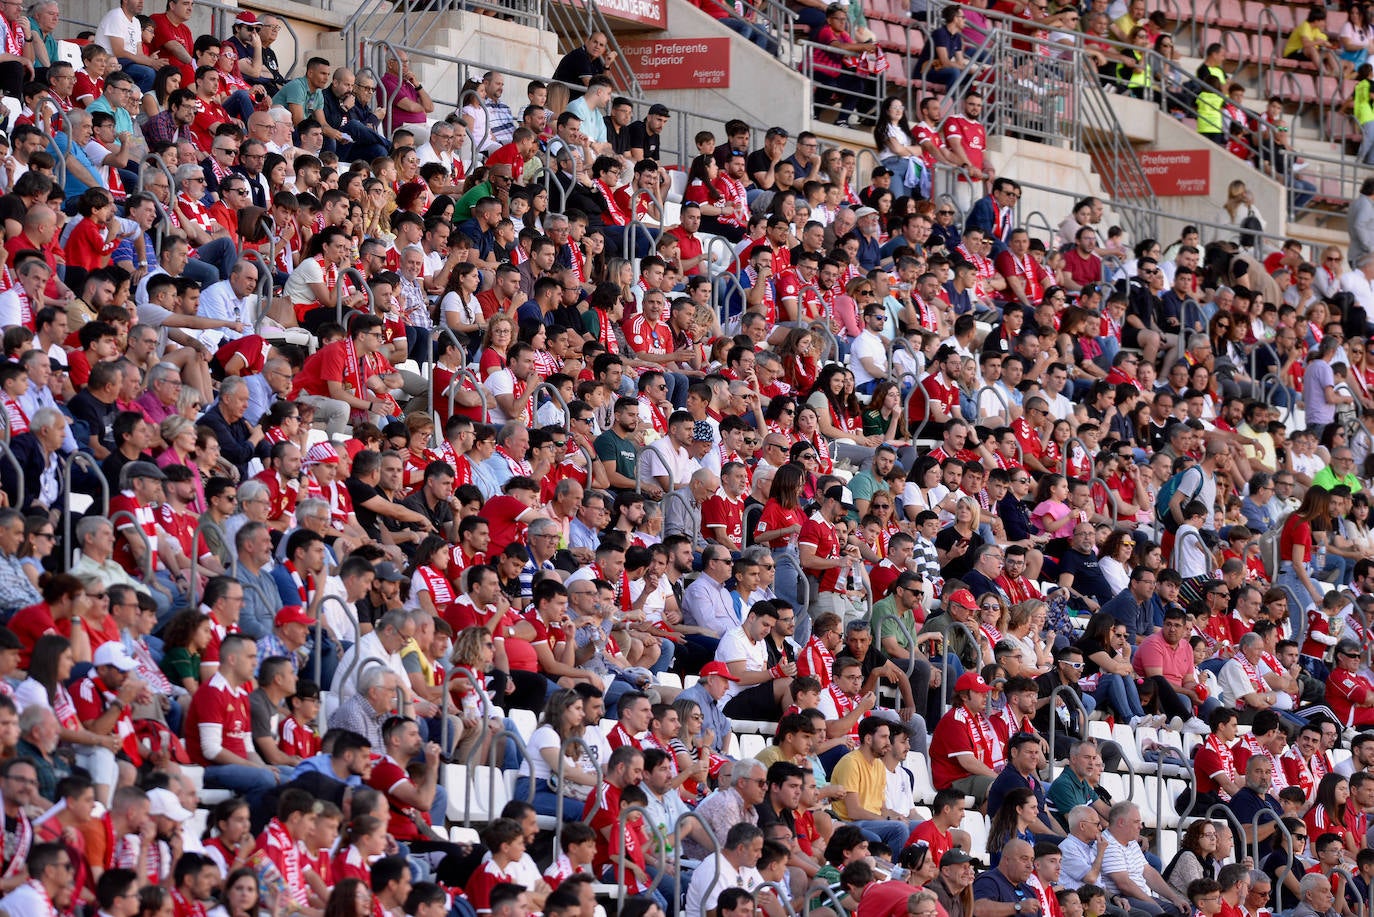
1, 812, 31, 878
827, 684, 861, 738
595, 180, 628, 226
2, 396, 28, 435
564, 242, 586, 284
639, 395, 668, 436
281, 559, 314, 605
495, 446, 532, 477
1004, 251, 1043, 303
956, 705, 1005, 771
172, 888, 208, 917
1202, 734, 1238, 799
264, 819, 307, 907
417, 564, 455, 608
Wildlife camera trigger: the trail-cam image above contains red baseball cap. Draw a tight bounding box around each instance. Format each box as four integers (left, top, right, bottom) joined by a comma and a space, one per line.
274, 605, 313, 628
954, 672, 993, 694
700, 661, 740, 682
946, 588, 978, 611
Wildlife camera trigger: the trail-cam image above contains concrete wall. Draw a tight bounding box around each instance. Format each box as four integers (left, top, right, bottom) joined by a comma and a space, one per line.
637, 0, 809, 134
1106, 92, 1289, 246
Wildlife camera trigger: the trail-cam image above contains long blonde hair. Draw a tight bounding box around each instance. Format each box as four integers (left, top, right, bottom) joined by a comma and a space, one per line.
1223, 179, 1248, 221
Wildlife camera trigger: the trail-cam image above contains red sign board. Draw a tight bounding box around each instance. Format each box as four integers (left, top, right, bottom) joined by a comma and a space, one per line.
620, 38, 730, 89
1138, 149, 1211, 196
582, 0, 667, 28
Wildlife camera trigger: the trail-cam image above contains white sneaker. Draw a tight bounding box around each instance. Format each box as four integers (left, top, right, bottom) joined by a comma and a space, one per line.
1167, 716, 1186, 733
1129, 715, 1149, 728
1151, 715, 1169, 728
1181, 716, 1211, 735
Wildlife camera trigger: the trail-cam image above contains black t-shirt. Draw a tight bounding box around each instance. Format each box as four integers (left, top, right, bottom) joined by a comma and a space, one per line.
68, 390, 120, 453
933, 526, 983, 581
344, 476, 383, 541
551, 48, 603, 96
1074, 635, 1108, 679
997, 494, 1033, 543
1058, 548, 1113, 606
623, 120, 661, 162
0, 194, 26, 232
400, 490, 453, 535
745, 149, 776, 187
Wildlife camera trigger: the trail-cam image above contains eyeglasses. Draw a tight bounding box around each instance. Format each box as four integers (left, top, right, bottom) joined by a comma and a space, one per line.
937, 210, 955, 216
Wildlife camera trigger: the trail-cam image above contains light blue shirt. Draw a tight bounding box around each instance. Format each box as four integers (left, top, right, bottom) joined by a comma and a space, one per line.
86, 96, 136, 137
566, 97, 607, 145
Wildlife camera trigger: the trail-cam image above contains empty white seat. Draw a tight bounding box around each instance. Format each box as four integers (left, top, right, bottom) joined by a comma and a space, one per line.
959, 810, 989, 857
181, 765, 205, 792
446, 765, 512, 824
509, 708, 537, 743
738, 734, 767, 759
906, 752, 936, 804
657, 673, 683, 690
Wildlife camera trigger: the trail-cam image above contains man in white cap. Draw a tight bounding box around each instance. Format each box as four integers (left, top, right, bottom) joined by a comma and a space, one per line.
72, 642, 145, 803
142, 786, 194, 882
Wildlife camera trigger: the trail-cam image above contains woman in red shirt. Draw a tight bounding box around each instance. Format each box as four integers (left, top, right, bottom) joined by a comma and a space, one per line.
478, 313, 515, 379
683, 154, 746, 241
1276, 486, 1331, 621
754, 462, 808, 613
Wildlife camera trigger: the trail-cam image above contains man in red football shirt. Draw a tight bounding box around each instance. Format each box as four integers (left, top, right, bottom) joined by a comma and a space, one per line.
800, 485, 864, 620
1327, 639, 1374, 727
366, 715, 442, 839
186, 634, 282, 805
583, 745, 645, 871
701, 461, 748, 553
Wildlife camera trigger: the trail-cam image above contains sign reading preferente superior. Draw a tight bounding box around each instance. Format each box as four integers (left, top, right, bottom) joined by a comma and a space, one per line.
619, 38, 730, 89
1137, 149, 1211, 196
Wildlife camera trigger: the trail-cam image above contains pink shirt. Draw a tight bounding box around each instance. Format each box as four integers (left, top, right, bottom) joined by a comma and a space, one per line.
1132, 631, 1194, 687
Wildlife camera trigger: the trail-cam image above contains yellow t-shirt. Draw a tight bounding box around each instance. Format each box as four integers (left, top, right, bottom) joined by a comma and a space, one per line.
831, 750, 888, 821
1284, 20, 1328, 57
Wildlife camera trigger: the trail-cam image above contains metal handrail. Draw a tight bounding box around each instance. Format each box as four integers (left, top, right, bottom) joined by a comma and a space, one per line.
532, 380, 569, 427
0, 442, 21, 510
338, 266, 370, 325
703, 235, 740, 279
1171, 526, 1214, 573
448, 368, 487, 425
614, 804, 669, 898
671, 812, 721, 913
743, 502, 764, 550
1250, 800, 1289, 867
454, 725, 532, 826
939, 620, 982, 713
1337, 866, 1368, 917
1063, 436, 1089, 479
710, 270, 747, 333
804, 878, 850, 917
313, 596, 355, 708
108, 509, 153, 585
554, 735, 602, 847
973, 384, 1010, 425
1202, 803, 1248, 856
137, 154, 176, 196
796, 39, 887, 128
441, 664, 491, 757
1088, 475, 1120, 525
1046, 684, 1092, 781
188, 514, 216, 611
62, 453, 110, 567
238, 249, 275, 320
626, 188, 665, 265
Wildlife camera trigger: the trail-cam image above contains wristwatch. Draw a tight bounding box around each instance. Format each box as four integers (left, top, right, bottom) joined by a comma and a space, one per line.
1014, 903, 1023, 913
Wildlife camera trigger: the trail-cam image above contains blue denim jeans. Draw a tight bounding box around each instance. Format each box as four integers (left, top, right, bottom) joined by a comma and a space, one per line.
851, 819, 917, 853
205, 763, 283, 807
1092, 672, 1146, 719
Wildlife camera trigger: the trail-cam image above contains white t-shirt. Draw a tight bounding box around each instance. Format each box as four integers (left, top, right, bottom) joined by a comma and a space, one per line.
441, 291, 480, 329
850, 329, 887, 387
95, 6, 140, 56
685, 855, 762, 917
483, 368, 517, 424
885, 763, 916, 815
715, 626, 767, 702
640, 438, 699, 489
282, 257, 325, 306
523, 724, 562, 781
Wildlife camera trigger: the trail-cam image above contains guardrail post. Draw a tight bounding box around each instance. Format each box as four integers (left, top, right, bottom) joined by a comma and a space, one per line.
62, 454, 110, 566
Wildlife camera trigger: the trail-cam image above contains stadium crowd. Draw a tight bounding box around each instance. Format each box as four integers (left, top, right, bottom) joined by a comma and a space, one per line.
0, 5, 1372, 917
